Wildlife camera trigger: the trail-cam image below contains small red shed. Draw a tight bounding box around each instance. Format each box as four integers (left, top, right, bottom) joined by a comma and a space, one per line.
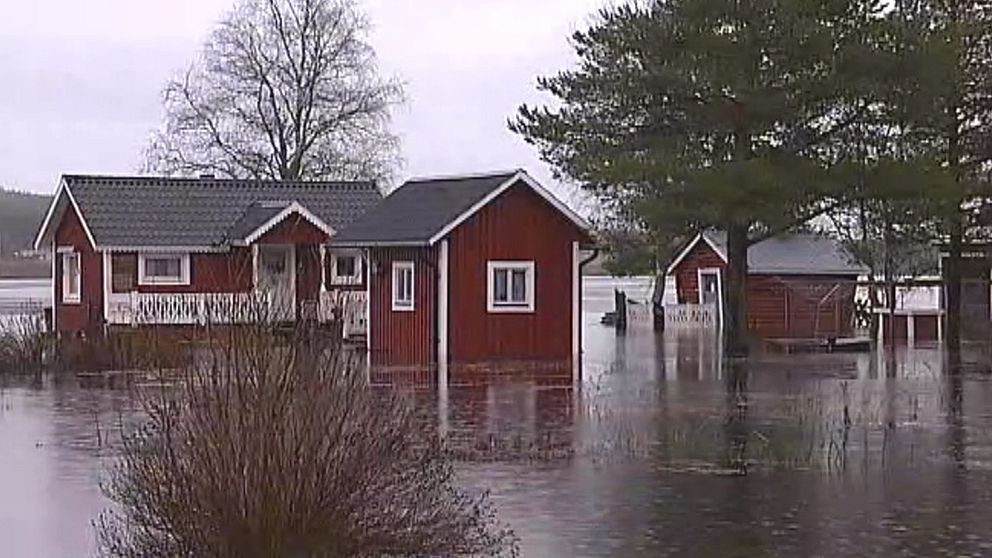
667, 231, 868, 339
333, 170, 592, 372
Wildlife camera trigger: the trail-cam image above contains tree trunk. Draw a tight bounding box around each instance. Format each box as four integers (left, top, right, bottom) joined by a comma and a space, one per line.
945, 219, 963, 362
724, 224, 750, 357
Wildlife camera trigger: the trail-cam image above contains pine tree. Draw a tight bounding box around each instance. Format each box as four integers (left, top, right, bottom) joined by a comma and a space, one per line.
512, 0, 882, 355
886, 0, 992, 356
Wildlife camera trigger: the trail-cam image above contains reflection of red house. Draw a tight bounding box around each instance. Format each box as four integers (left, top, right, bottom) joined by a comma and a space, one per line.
34, 170, 591, 370
667, 232, 867, 339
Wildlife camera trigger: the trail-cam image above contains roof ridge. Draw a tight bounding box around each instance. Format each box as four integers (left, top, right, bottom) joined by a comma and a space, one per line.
404, 169, 523, 184
62, 174, 376, 189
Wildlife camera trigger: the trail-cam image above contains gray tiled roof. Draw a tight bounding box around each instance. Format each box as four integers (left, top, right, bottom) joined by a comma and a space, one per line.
64, 175, 381, 248
704, 231, 869, 275
227, 201, 292, 241
332, 171, 520, 245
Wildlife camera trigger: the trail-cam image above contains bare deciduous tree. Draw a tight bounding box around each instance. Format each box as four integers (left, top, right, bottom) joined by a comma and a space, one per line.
146, 0, 403, 182
96, 322, 516, 557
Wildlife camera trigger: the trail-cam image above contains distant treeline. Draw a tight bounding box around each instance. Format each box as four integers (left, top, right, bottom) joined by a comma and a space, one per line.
0, 188, 51, 256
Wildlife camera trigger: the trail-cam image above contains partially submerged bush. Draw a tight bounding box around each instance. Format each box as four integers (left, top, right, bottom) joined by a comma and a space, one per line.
0, 311, 49, 375
97, 322, 516, 557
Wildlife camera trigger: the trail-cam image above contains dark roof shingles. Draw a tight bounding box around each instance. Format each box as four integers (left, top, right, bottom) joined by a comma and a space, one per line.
332, 172, 518, 245
65, 175, 382, 247
704, 231, 869, 276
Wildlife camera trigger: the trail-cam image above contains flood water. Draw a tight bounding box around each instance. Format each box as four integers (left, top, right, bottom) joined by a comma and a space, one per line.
4, 277, 992, 557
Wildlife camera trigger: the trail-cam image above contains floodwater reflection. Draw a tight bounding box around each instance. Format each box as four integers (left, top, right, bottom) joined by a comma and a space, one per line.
5, 278, 992, 556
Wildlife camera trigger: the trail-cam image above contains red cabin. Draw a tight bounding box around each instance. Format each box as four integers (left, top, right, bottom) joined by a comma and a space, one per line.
34, 171, 592, 374
667, 231, 867, 340
333, 170, 592, 372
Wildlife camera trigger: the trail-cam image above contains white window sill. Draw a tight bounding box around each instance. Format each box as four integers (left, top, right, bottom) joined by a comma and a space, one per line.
392, 303, 415, 312
138, 278, 190, 287
329, 277, 362, 286
487, 304, 535, 314
62, 297, 81, 305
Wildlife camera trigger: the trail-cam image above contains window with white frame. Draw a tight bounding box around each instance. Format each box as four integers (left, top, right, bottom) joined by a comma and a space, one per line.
392, 261, 414, 311
329, 252, 362, 285
138, 253, 190, 286
487, 261, 535, 313
61, 250, 81, 304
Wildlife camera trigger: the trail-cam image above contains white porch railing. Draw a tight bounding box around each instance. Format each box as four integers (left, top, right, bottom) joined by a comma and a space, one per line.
107, 292, 272, 326
319, 290, 367, 337
664, 303, 718, 329
106, 290, 368, 333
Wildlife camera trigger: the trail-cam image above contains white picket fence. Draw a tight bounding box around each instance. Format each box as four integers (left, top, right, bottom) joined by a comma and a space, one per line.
664, 303, 718, 329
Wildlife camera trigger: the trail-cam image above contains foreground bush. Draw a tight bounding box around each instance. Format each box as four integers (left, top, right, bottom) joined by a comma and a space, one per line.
97, 324, 516, 557
0, 312, 49, 375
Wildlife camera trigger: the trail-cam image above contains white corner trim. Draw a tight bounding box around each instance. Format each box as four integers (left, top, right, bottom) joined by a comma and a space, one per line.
438, 240, 450, 366
50, 241, 57, 331
137, 252, 191, 286
572, 241, 580, 360
365, 248, 372, 369
665, 232, 728, 276
34, 178, 98, 251
319, 245, 327, 293
427, 170, 590, 245
242, 202, 336, 245
102, 252, 111, 323
391, 260, 415, 312
486, 260, 536, 313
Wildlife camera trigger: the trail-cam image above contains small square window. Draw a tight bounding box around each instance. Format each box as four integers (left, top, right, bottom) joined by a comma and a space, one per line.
392, 261, 414, 312
487, 261, 535, 313
139, 253, 190, 286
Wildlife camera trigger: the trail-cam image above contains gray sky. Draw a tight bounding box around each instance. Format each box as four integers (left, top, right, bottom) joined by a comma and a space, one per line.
0, 0, 605, 198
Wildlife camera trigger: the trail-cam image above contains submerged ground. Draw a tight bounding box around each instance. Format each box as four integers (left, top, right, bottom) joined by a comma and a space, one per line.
3, 277, 992, 557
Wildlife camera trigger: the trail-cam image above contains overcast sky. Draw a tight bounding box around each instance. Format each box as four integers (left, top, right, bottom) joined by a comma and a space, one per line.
0, 0, 606, 199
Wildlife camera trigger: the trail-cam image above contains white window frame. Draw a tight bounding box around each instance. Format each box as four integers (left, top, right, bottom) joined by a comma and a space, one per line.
329, 251, 363, 286
138, 253, 191, 286
392, 261, 415, 312
59, 248, 81, 304
487, 260, 535, 313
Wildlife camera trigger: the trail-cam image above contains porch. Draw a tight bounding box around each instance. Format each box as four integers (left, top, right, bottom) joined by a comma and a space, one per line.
105, 290, 367, 336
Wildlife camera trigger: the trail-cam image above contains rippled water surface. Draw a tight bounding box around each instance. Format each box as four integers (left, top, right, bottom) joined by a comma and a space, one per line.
4, 277, 992, 557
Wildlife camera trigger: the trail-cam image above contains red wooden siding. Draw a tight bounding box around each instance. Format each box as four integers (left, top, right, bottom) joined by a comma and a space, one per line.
369, 247, 437, 367
254, 214, 329, 245
110, 250, 254, 294
447, 183, 583, 364
54, 205, 101, 334
673, 240, 858, 339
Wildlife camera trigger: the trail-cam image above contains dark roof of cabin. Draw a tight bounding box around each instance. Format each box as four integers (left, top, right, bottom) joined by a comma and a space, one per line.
62, 175, 381, 248
332, 171, 520, 245
703, 231, 869, 276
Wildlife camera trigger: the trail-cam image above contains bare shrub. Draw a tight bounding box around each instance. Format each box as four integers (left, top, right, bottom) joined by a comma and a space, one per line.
96, 322, 516, 557
0, 310, 50, 375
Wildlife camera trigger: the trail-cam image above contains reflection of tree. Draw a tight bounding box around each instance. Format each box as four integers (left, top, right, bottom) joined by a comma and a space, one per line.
723, 360, 750, 474
945, 370, 966, 470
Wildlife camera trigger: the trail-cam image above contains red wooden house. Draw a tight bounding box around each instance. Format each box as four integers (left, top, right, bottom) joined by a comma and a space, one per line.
34, 170, 591, 371
667, 231, 868, 339
333, 170, 591, 370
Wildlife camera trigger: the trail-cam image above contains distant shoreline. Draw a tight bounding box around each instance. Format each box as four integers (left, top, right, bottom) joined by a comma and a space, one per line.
0, 259, 51, 280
